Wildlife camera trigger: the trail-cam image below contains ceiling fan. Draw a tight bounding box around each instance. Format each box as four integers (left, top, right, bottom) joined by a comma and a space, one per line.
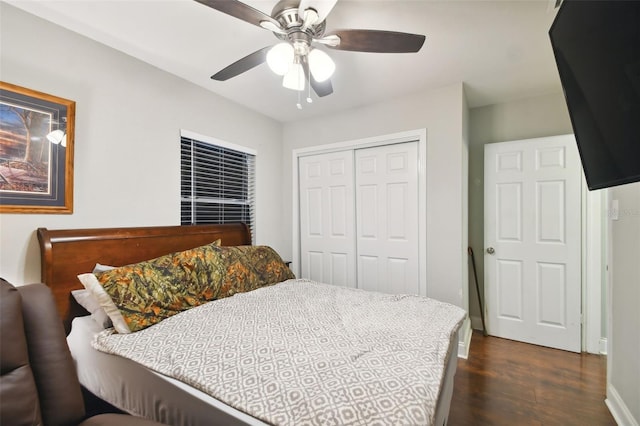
195, 0, 426, 99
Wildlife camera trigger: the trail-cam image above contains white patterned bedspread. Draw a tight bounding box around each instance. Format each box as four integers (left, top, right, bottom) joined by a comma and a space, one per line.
93, 279, 466, 426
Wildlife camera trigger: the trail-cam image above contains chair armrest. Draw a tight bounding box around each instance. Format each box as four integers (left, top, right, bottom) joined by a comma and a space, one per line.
18, 283, 86, 425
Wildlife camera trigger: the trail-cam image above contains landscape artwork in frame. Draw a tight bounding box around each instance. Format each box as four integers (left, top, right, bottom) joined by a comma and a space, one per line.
0, 82, 75, 213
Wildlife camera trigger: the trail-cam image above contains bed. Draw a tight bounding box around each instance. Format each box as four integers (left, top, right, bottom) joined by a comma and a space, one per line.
37, 224, 465, 426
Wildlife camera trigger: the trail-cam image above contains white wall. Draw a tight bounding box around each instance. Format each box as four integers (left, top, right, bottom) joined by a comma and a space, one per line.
0, 4, 285, 285
282, 83, 468, 310
607, 182, 640, 425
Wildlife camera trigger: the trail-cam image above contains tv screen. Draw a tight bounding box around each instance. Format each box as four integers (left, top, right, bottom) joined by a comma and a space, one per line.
549, 0, 640, 190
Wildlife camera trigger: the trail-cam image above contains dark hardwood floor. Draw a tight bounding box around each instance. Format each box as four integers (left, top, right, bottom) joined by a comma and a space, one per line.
448, 331, 616, 426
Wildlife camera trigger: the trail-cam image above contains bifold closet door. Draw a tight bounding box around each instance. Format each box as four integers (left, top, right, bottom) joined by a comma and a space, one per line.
299, 151, 356, 287
355, 142, 419, 294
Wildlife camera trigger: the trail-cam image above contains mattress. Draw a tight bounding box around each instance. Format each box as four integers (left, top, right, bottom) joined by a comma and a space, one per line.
68, 315, 267, 425
68, 280, 464, 425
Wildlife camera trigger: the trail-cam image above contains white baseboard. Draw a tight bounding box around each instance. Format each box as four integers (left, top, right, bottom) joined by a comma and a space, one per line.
599, 337, 608, 355
469, 315, 486, 332
457, 317, 472, 359
606, 384, 639, 426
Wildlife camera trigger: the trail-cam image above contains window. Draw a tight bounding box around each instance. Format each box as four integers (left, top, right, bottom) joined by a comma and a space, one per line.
180, 130, 256, 241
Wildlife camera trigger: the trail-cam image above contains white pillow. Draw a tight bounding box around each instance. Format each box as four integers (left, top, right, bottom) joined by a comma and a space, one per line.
93, 263, 116, 273
71, 289, 113, 329
77, 273, 131, 334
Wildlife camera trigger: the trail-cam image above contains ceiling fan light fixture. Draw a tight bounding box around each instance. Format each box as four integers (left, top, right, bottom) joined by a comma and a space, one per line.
266, 42, 294, 76
282, 60, 305, 91
202, 0, 425, 99
308, 48, 335, 82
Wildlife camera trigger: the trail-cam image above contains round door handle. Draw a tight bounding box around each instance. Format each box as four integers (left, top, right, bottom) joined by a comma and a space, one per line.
486, 247, 495, 255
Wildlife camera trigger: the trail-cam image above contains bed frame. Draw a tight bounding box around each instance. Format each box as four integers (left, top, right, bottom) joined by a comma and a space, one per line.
37, 223, 251, 333
37, 223, 458, 425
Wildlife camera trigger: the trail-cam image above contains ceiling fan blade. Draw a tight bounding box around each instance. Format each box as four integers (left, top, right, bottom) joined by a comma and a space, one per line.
195, 0, 281, 30
299, 0, 338, 23
323, 29, 425, 53
301, 57, 333, 97
211, 46, 272, 81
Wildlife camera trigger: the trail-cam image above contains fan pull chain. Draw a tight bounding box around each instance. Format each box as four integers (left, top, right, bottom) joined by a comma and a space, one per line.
296, 90, 302, 110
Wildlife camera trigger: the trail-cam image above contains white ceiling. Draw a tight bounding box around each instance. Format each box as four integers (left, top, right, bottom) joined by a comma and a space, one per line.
7, 0, 563, 123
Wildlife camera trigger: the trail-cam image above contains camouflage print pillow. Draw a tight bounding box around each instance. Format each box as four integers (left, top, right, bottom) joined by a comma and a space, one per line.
78, 242, 295, 334
79, 241, 226, 333
216, 245, 296, 297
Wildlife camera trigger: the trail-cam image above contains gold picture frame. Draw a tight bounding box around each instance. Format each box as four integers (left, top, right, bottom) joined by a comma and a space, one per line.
0, 82, 75, 213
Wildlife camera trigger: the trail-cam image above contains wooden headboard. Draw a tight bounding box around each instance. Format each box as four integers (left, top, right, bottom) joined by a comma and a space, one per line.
37, 223, 251, 333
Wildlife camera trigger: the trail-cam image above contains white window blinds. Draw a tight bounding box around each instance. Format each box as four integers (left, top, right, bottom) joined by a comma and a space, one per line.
180, 131, 256, 241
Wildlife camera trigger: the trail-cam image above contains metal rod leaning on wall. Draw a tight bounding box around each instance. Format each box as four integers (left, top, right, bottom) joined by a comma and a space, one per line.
468, 246, 488, 336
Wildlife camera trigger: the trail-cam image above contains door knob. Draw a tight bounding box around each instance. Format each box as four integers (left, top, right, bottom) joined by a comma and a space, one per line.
486, 247, 495, 255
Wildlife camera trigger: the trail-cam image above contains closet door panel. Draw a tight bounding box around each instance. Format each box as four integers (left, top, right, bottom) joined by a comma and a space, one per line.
307, 251, 325, 282
299, 141, 419, 294
388, 257, 409, 294
329, 253, 349, 287
387, 182, 409, 239
358, 255, 380, 292
356, 142, 419, 295
299, 151, 356, 287
358, 185, 378, 238
306, 188, 323, 235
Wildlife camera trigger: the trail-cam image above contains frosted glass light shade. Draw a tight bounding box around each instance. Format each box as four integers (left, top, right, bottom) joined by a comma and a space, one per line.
267, 43, 294, 76
308, 49, 335, 82
282, 62, 305, 91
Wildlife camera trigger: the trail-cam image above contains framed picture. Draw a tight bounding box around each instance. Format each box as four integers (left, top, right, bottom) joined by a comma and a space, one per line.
0, 82, 75, 213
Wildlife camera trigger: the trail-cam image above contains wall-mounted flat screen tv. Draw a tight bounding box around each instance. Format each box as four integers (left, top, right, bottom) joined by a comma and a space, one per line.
549, 0, 640, 190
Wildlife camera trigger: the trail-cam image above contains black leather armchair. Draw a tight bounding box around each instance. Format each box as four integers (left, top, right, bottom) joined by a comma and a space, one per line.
0, 278, 165, 426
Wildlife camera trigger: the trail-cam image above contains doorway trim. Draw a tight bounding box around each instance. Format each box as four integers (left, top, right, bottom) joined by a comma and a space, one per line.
583, 184, 606, 354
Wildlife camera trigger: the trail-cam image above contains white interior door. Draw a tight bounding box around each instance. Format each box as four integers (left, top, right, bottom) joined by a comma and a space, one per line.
299, 151, 356, 287
484, 135, 582, 352
356, 142, 419, 294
